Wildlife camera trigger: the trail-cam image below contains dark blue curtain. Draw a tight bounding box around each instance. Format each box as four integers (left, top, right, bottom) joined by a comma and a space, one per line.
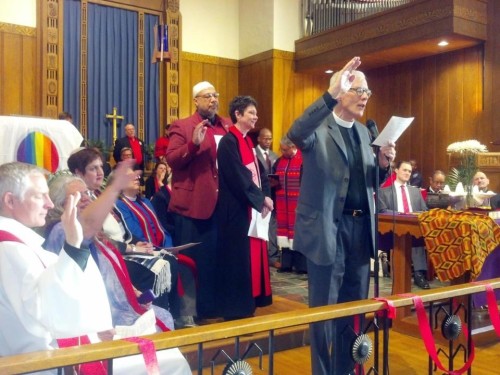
63, 0, 81, 129
144, 14, 160, 145
63, 1, 160, 149
87, 4, 138, 147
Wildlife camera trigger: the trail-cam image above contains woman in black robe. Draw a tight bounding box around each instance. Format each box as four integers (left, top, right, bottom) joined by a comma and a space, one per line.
216, 96, 274, 320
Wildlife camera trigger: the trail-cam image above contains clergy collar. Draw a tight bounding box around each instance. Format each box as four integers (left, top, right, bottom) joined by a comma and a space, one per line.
332, 111, 354, 128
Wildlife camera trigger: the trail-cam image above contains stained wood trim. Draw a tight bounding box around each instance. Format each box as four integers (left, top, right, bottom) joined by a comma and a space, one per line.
89, 0, 163, 14
0, 22, 36, 36
181, 51, 239, 68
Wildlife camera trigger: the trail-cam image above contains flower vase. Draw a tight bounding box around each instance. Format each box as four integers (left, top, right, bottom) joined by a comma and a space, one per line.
465, 186, 475, 209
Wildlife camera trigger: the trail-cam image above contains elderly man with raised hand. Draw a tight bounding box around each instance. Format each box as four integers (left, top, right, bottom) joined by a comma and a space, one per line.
166, 81, 232, 322
0, 162, 112, 368
288, 57, 396, 375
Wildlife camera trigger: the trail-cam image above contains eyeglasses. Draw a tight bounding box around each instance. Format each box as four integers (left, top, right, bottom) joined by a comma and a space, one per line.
348, 87, 372, 98
196, 93, 220, 99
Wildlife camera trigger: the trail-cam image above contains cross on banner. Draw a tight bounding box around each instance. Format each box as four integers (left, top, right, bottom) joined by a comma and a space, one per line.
105, 107, 124, 143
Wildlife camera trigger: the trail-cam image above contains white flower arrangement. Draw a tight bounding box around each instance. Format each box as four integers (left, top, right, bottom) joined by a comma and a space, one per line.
446, 140, 488, 154
446, 140, 488, 202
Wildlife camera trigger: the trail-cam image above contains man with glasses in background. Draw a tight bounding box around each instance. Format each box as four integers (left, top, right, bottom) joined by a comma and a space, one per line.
427, 170, 446, 193
166, 81, 232, 323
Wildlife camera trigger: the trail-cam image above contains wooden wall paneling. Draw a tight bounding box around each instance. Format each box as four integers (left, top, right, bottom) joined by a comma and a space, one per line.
484, 0, 500, 151
272, 51, 294, 150
0, 23, 37, 116
420, 57, 438, 178
239, 54, 273, 133
409, 59, 425, 170
22, 36, 37, 116
434, 52, 452, 174
178, 52, 239, 120
449, 52, 465, 141
463, 46, 485, 139
2, 32, 23, 115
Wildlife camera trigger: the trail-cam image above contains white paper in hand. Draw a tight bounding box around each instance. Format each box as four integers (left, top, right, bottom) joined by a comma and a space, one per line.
372, 116, 414, 147
248, 208, 271, 241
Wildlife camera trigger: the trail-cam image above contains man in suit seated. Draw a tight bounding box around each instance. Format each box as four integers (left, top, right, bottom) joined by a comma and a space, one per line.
378, 160, 431, 289
427, 170, 446, 193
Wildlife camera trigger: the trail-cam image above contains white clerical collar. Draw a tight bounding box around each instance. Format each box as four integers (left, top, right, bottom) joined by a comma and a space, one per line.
332, 111, 354, 128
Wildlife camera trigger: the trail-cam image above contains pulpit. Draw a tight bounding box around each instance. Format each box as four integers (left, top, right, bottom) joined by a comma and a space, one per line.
378, 210, 500, 340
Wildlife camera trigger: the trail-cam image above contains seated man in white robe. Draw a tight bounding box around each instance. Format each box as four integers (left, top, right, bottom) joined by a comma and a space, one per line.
0, 162, 112, 373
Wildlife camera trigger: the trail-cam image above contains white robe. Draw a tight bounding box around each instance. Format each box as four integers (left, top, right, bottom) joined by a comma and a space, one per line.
0, 216, 112, 374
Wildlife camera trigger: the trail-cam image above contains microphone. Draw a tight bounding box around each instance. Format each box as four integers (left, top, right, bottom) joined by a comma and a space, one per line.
366, 119, 379, 143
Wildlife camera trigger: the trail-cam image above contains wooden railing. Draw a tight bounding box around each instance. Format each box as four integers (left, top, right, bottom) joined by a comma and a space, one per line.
1, 278, 499, 374
302, 0, 416, 36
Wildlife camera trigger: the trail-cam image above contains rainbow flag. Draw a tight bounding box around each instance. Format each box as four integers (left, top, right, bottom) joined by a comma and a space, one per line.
0, 116, 83, 173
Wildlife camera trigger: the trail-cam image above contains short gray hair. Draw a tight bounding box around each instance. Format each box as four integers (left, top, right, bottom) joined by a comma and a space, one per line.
47, 174, 86, 223
0, 162, 46, 210
280, 135, 295, 148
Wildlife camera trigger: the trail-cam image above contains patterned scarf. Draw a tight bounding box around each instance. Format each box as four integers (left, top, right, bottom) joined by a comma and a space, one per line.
229, 126, 271, 297
275, 151, 302, 249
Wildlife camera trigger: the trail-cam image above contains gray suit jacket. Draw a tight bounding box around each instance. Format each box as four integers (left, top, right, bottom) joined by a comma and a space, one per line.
378, 184, 428, 213
287, 94, 378, 265
255, 146, 278, 175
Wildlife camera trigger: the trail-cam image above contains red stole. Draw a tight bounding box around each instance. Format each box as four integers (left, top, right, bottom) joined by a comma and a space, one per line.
275, 151, 302, 242
128, 137, 143, 165
229, 127, 271, 297
120, 196, 164, 247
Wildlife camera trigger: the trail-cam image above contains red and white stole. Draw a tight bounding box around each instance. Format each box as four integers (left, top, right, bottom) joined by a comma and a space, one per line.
120, 196, 164, 247
229, 127, 271, 297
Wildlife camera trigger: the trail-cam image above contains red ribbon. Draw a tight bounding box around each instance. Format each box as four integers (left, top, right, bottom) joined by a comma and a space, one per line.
123, 337, 160, 375
372, 297, 397, 319
413, 295, 475, 374
484, 284, 500, 337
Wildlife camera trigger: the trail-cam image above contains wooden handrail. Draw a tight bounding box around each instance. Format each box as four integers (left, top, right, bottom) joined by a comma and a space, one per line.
1, 278, 499, 374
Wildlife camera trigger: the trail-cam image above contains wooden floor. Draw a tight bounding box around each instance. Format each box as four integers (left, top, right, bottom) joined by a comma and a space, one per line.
185, 296, 500, 375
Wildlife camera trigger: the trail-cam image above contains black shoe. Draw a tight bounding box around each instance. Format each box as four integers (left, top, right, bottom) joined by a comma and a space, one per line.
276, 267, 292, 273
414, 271, 430, 289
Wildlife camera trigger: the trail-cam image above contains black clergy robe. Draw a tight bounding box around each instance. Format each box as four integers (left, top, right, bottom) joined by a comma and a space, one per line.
215, 131, 273, 320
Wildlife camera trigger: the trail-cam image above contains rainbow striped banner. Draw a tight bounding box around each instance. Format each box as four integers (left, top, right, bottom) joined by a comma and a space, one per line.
0, 116, 83, 173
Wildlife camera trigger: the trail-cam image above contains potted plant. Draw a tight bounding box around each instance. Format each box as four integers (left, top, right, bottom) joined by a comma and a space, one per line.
144, 143, 156, 171
85, 139, 112, 161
